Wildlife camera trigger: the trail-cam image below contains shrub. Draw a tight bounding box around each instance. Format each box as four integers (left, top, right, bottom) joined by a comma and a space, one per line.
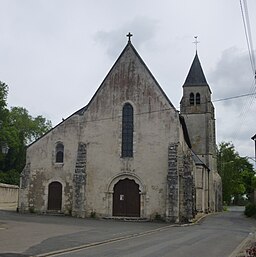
90, 211, 96, 218
154, 212, 165, 222
244, 203, 256, 217
0, 169, 20, 185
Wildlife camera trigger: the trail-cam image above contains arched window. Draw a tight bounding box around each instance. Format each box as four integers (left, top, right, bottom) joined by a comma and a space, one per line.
189, 93, 194, 105
56, 143, 64, 163
196, 93, 201, 105
122, 103, 133, 157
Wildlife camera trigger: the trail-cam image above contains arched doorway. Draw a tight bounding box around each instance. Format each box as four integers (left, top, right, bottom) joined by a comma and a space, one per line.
113, 178, 140, 217
48, 181, 62, 211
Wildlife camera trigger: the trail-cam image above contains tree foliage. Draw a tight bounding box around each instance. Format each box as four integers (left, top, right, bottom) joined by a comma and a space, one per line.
217, 142, 254, 205
0, 81, 52, 185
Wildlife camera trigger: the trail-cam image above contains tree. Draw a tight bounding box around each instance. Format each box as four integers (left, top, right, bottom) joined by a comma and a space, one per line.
217, 142, 254, 205
0, 82, 10, 170
0, 81, 8, 110
0, 81, 52, 185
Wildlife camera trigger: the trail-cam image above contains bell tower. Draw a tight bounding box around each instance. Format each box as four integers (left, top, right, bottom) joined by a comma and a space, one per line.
180, 52, 216, 171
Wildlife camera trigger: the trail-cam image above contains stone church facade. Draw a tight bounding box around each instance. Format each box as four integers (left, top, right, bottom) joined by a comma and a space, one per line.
19, 38, 222, 222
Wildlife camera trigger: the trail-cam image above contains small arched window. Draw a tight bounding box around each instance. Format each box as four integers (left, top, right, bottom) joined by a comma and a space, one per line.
189, 93, 194, 105
196, 93, 201, 105
56, 143, 64, 163
122, 103, 133, 158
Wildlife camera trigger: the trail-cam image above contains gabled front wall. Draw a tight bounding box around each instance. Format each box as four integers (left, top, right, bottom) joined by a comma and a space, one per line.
19, 44, 189, 220
79, 45, 181, 218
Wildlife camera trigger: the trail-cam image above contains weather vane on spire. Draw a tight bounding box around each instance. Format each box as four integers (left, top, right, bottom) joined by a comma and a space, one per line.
126, 32, 133, 43
193, 36, 200, 52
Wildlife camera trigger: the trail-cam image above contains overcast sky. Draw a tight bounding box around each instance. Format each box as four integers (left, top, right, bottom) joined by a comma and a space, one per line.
0, 0, 255, 161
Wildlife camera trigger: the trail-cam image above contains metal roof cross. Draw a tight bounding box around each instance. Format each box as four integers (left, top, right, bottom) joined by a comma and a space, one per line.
193, 36, 200, 51
126, 32, 133, 42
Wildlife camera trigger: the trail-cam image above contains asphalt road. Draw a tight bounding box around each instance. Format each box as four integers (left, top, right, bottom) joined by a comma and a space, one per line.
0, 207, 255, 257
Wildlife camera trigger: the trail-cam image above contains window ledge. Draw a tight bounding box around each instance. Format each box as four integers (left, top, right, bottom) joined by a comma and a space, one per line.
54, 163, 64, 168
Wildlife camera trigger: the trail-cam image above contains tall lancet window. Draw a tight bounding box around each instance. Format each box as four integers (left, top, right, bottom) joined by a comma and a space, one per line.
122, 103, 134, 157
189, 93, 195, 105
196, 93, 201, 105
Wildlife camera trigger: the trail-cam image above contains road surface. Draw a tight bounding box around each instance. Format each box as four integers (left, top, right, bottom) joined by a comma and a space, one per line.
0, 206, 254, 257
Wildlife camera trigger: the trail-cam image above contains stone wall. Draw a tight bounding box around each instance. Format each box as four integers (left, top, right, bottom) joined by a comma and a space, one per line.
181, 152, 194, 222
166, 144, 195, 223
166, 143, 179, 222
72, 142, 87, 217
0, 183, 19, 204
18, 163, 31, 212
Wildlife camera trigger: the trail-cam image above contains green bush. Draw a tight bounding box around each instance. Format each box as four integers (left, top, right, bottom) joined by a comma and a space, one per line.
90, 211, 96, 218
244, 203, 256, 217
0, 169, 20, 185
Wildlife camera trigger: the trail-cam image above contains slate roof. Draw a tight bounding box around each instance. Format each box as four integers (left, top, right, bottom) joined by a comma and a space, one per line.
73, 105, 88, 116
191, 150, 209, 170
179, 115, 191, 149
183, 52, 209, 87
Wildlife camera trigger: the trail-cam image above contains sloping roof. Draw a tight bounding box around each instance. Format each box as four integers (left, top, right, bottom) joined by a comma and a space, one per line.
179, 115, 191, 148
28, 40, 178, 148
73, 105, 88, 116
27, 105, 87, 147
252, 134, 256, 140
183, 52, 209, 88
191, 150, 209, 170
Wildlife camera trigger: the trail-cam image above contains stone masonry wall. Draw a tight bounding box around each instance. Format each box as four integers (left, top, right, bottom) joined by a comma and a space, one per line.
0, 183, 19, 204
181, 152, 195, 222
18, 163, 31, 212
72, 142, 87, 217
166, 143, 179, 223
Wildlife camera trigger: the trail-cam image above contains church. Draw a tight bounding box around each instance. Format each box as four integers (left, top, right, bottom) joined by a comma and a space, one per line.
18, 35, 222, 222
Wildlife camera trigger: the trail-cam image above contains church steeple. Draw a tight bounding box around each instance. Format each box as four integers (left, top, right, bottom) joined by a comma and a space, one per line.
183, 52, 208, 87
180, 51, 216, 171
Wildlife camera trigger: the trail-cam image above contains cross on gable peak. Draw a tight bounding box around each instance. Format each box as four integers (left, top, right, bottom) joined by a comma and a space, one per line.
126, 32, 133, 43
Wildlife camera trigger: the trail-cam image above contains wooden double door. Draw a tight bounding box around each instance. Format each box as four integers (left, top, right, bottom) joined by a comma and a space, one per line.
113, 178, 140, 217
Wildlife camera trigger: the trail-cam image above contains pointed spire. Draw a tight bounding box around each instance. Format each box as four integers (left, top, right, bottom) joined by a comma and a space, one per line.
183, 52, 208, 87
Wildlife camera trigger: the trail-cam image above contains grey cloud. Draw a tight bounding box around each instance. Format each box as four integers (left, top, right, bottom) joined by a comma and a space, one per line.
94, 16, 159, 59
210, 47, 256, 158
209, 47, 254, 104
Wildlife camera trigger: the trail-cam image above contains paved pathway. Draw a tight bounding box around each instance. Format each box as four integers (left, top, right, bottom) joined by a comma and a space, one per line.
0, 207, 255, 257
0, 210, 166, 256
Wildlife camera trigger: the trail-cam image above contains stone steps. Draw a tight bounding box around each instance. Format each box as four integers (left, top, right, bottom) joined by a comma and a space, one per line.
103, 216, 149, 222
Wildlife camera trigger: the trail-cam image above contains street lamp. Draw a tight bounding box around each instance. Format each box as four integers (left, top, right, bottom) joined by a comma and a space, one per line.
1, 142, 9, 154
251, 134, 256, 170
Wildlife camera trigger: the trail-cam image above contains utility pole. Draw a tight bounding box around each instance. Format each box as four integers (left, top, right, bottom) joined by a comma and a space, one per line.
251, 134, 256, 170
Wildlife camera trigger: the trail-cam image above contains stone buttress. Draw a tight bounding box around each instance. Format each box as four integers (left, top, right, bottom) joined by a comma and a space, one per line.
72, 142, 87, 217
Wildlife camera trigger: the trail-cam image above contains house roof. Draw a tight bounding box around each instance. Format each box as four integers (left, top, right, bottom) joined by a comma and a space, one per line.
252, 134, 256, 140
183, 52, 210, 90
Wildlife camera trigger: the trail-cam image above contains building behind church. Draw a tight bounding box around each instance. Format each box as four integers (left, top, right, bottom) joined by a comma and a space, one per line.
18, 37, 222, 222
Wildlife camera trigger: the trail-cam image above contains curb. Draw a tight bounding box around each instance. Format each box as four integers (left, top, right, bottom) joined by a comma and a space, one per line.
34, 213, 209, 257
228, 232, 256, 257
